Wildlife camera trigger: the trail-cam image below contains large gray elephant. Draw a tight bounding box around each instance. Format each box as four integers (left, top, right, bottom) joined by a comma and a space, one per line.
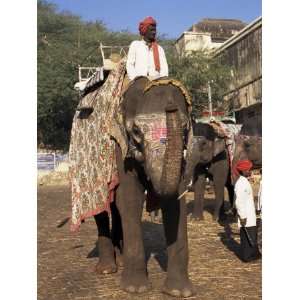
96, 77, 196, 297
186, 122, 262, 221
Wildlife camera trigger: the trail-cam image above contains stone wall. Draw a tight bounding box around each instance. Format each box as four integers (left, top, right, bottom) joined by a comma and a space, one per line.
217, 17, 262, 109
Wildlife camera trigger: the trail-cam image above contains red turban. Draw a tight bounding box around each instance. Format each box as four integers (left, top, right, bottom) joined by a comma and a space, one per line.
139, 16, 156, 35
234, 160, 253, 175
138, 16, 160, 72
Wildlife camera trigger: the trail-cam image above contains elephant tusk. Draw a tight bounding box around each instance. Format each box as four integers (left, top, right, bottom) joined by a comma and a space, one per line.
178, 189, 188, 200
177, 179, 193, 199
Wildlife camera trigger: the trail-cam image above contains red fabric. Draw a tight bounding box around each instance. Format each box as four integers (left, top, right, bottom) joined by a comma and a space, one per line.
151, 41, 161, 72
138, 16, 161, 72
233, 160, 253, 176
139, 16, 156, 35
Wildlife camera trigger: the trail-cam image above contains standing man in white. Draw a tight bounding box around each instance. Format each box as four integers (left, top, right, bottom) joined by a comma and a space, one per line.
126, 16, 168, 81
234, 160, 261, 262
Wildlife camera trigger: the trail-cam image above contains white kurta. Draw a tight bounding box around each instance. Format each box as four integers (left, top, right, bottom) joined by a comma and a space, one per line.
257, 179, 262, 211
126, 40, 169, 81
234, 176, 256, 228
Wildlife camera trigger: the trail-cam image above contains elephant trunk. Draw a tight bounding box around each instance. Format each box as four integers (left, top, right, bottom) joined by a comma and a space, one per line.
160, 103, 183, 196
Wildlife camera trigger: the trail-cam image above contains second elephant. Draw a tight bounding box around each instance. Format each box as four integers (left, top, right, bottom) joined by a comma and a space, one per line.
187, 122, 262, 221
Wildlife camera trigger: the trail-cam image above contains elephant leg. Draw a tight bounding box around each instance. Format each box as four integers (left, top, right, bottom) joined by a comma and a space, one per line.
192, 173, 206, 220
94, 212, 117, 274
161, 192, 195, 298
115, 174, 148, 293
226, 182, 237, 217
110, 200, 123, 267
212, 177, 226, 221
115, 146, 149, 293
225, 177, 235, 210
211, 158, 229, 221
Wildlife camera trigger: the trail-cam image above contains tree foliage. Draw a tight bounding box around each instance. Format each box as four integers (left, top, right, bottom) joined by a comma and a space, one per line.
37, 0, 140, 149
168, 51, 231, 119
38, 0, 230, 150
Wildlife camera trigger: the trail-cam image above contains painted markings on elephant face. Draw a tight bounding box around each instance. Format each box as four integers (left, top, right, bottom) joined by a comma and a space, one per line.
151, 126, 167, 144
148, 118, 167, 144
135, 114, 167, 145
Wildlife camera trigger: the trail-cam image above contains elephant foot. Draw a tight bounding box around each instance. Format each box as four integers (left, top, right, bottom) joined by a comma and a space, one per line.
190, 214, 204, 222
95, 236, 117, 275
162, 278, 195, 298
115, 247, 123, 268
218, 213, 228, 222
213, 211, 224, 222
213, 215, 219, 222
120, 270, 150, 293
95, 259, 117, 275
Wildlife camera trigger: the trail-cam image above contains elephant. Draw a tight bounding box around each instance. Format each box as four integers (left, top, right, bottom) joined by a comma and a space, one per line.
232, 134, 262, 168
94, 76, 196, 297
186, 121, 262, 221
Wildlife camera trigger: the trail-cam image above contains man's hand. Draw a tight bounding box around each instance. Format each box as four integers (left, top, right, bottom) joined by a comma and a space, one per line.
240, 218, 247, 226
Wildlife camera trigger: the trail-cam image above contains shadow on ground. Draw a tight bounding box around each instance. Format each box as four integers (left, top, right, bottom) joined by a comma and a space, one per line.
85, 220, 168, 272
218, 221, 241, 260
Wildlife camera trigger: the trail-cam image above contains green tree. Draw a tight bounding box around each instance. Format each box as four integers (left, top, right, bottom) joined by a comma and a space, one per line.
37, 0, 139, 150
167, 50, 231, 119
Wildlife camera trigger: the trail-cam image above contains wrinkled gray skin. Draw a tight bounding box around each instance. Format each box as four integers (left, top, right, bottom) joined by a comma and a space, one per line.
233, 125, 262, 168
110, 77, 194, 297
186, 122, 262, 221
232, 135, 262, 170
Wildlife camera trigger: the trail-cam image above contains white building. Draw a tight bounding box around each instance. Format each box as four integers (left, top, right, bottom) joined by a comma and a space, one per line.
175, 18, 246, 56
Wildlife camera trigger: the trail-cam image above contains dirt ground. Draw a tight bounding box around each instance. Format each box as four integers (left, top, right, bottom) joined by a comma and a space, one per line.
38, 185, 261, 300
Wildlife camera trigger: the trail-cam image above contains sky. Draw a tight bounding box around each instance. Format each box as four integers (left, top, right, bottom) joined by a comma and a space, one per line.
49, 0, 262, 39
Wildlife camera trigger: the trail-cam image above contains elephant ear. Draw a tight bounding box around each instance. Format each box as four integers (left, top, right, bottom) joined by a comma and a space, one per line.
109, 111, 128, 160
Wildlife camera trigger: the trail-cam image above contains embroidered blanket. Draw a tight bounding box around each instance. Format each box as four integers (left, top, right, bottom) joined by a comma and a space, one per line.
144, 78, 192, 108
209, 121, 242, 182
68, 59, 126, 232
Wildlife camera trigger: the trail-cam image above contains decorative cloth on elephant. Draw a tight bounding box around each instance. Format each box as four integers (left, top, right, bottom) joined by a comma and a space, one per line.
69, 59, 127, 232
209, 120, 242, 182
144, 78, 192, 109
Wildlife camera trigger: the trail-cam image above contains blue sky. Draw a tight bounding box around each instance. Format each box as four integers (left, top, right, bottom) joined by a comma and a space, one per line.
49, 0, 261, 38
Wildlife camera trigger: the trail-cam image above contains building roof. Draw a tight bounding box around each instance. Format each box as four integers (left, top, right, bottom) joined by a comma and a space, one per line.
214, 16, 262, 55
189, 18, 247, 42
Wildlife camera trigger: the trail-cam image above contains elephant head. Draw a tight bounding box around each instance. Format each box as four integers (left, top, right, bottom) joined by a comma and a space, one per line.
233, 135, 262, 167
183, 122, 226, 185
121, 77, 190, 197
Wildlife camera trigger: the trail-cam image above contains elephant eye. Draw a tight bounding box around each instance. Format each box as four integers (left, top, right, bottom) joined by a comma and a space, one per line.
132, 124, 143, 145
132, 125, 140, 135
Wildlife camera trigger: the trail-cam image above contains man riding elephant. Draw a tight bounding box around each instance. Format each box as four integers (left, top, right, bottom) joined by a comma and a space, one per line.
126, 16, 169, 81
